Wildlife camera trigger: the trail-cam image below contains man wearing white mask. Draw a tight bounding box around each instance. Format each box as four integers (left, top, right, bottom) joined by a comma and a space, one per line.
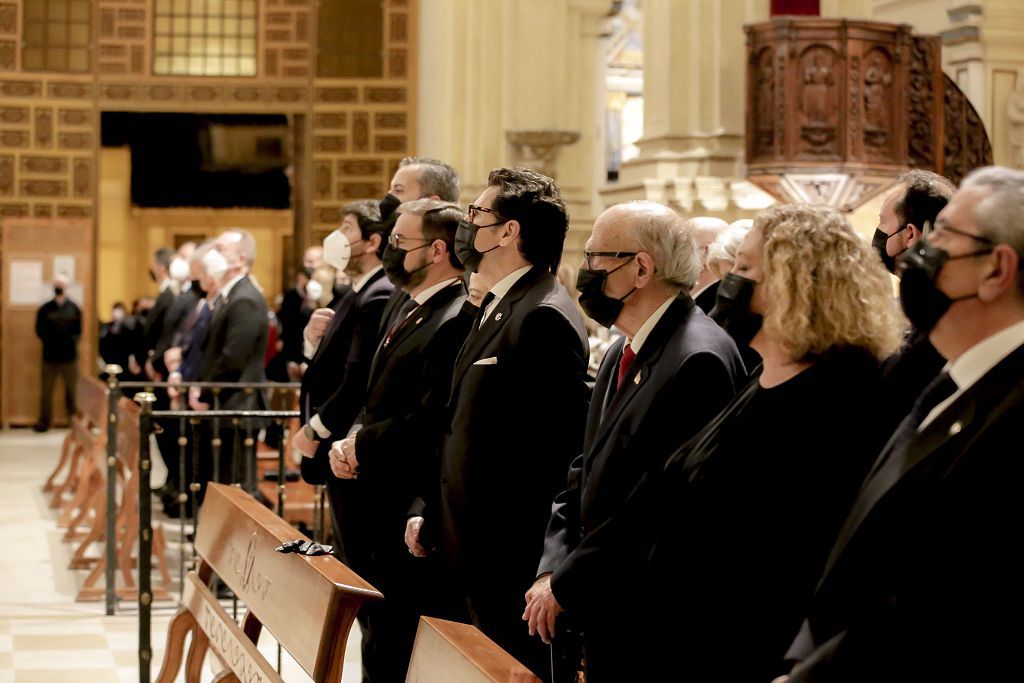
186, 230, 268, 498
292, 201, 394, 478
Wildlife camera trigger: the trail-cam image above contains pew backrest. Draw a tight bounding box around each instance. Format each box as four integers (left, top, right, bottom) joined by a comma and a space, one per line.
193, 482, 383, 681
406, 617, 542, 682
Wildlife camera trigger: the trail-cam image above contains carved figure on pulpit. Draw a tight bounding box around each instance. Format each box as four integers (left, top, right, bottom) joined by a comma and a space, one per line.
863, 51, 893, 147
801, 48, 834, 124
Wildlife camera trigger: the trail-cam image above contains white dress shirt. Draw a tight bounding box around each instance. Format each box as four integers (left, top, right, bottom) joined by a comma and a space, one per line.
480, 265, 533, 325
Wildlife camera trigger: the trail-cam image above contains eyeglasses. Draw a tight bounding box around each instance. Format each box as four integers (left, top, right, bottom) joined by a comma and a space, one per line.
387, 233, 432, 250
583, 251, 638, 270
467, 204, 510, 228
923, 220, 994, 245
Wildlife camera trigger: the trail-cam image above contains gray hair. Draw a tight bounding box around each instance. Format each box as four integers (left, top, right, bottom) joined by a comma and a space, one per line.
219, 228, 257, 266
190, 239, 216, 264
960, 166, 1024, 292
707, 222, 752, 268
399, 156, 460, 202
620, 201, 701, 290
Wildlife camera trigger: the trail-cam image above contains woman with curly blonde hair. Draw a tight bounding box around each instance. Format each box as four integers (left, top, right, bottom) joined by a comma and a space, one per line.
557, 204, 908, 681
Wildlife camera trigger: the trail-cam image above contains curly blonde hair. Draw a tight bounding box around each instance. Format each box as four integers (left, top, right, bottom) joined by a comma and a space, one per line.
757, 204, 907, 361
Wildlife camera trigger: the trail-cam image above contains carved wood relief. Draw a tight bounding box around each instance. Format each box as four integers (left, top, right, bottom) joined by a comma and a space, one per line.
745, 18, 991, 209
98, 0, 147, 75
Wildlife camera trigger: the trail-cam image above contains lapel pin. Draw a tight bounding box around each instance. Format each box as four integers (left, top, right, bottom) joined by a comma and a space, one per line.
495, 312, 503, 321
415, 317, 423, 325
634, 371, 642, 385
949, 421, 962, 436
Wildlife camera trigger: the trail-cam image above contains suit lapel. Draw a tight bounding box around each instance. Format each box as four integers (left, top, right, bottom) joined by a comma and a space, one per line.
821, 342, 1024, 584
311, 289, 356, 365
367, 282, 461, 385
587, 296, 692, 464
451, 267, 544, 391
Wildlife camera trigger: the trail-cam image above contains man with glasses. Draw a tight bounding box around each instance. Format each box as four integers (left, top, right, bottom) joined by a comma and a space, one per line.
780, 166, 1024, 681
521, 201, 744, 680
320, 199, 472, 682
407, 168, 590, 679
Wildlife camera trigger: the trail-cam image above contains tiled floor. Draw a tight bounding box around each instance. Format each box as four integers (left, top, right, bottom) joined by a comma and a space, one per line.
0, 429, 361, 682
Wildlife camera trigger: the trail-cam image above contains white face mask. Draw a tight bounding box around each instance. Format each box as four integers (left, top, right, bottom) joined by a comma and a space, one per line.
323, 230, 352, 272
169, 257, 191, 282
203, 249, 229, 280
305, 279, 324, 304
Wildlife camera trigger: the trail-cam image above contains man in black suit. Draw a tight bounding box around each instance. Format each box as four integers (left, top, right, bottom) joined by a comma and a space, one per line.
781, 166, 1024, 682
292, 200, 395, 535
377, 157, 462, 337
406, 167, 590, 679
34, 277, 82, 431
190, 230, 269, 490
325, 199, 474, 682
129, 247, 175, 376
690, 216, 729, 313
522, 202, 745, 680
873, 170, 956, 421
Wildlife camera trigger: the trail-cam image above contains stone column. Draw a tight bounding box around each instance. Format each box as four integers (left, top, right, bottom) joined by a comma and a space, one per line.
600, 0, 776, 220
418, 0, 612, 248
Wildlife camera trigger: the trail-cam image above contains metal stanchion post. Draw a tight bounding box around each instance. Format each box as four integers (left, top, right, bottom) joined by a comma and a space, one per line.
177, 416, 187, 601
188, 417, 201, 573
276, 419, 286, 519
211, 389, 221, 489
134, 391, 157, 683
104, 365, 122, 616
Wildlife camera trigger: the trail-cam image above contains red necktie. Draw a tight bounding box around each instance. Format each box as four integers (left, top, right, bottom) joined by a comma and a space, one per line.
617, 343, 635, 389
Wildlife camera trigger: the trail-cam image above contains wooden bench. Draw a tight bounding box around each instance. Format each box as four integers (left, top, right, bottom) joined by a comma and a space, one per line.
406, 617, 543, 682
156, 482, 383, 682
46, 376, 107, 516
76, 398, 173, 602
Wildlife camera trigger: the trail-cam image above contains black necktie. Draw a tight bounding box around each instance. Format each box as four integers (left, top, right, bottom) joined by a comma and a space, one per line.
384, 298, 419, 346
476, 292, 496, 329
821, 371, 958, 581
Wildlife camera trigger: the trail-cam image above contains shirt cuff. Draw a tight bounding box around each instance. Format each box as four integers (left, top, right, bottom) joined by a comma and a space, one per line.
303, 335, 320, 359
309, 414, 331, 439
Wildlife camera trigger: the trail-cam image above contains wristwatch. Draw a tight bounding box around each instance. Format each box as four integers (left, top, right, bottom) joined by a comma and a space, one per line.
303, 423, 317, 442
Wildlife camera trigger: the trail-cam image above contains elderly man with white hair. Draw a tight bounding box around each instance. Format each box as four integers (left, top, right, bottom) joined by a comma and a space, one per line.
689, 215, 731, 313
523, 201, 744, 681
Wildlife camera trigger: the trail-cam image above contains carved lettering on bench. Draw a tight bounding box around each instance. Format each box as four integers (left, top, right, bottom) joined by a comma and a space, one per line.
226, 532, 272, 602
198, 599, 274, 683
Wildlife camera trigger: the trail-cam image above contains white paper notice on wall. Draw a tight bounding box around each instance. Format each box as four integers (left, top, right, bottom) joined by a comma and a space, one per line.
8, 260, 45, 306
53, 255, 76, 282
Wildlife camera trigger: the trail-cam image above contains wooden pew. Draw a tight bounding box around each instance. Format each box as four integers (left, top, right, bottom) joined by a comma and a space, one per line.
48, 377, 107, 515
156, 482, 383, 683
76, 398, 172, 602
406, 617, 543, 682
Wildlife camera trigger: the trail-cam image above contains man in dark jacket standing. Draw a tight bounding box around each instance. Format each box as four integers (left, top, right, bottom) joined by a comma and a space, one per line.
34, 277, 82, 431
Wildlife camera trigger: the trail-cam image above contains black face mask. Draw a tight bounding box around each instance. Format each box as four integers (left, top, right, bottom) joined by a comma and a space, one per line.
455, 219, 501, 273
379, 193, 402, 223
897, 238, 991, 333
54, 286, 64, 297
382, 243, 432, 289
576, 258, 636, 328
872, 224, 910, 274
190, 279, 207, 299
148, 269, 157, 283
709, 272, 763, 348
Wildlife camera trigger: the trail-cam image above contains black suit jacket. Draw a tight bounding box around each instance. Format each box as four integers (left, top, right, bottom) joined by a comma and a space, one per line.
434, 267, 590, 588
299, 268, 394, 485
331, 281, 473, 570
152, 288, 199, 377
540, 294, 743, 586
693, 280, 720, 314
138, 285, 174, 361
786, 342, 1024, 682
198, 275, 268, 410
